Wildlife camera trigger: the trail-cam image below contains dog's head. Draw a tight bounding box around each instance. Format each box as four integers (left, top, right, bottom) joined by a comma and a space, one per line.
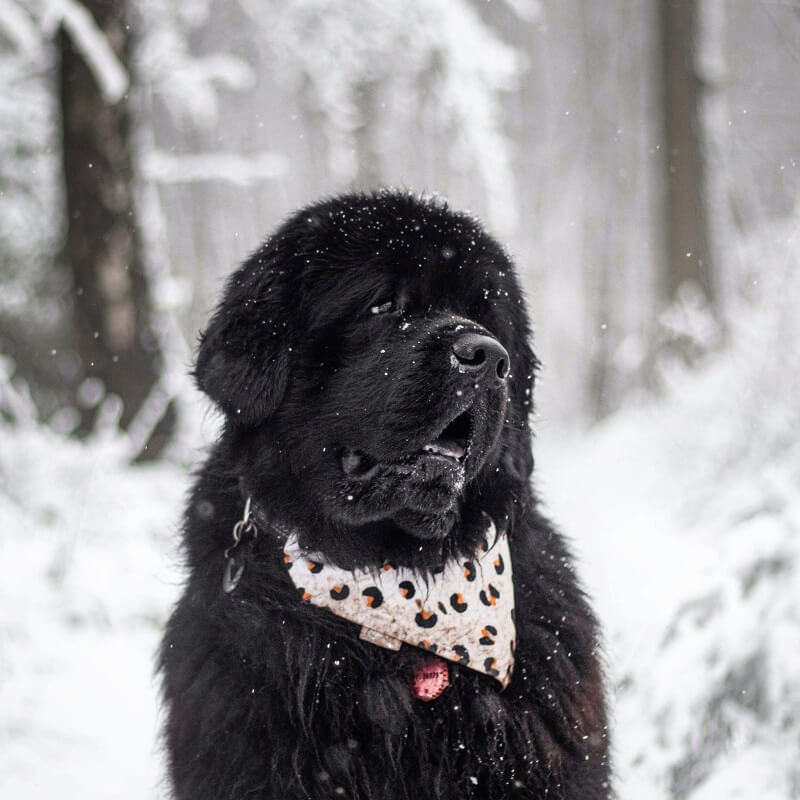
196, 191, 537, 565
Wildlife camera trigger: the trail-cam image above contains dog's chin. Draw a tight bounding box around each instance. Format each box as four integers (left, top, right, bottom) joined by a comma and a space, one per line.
331, 408, 503, 540
391, 507, 458, 540
332, 452, 463, 529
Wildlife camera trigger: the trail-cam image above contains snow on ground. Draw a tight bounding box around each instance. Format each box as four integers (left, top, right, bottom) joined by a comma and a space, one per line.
0, 414, 187, 799
1, 342, 798, 799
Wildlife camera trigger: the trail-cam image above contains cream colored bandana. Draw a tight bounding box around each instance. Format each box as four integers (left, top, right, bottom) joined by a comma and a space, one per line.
282, 518, 516, 688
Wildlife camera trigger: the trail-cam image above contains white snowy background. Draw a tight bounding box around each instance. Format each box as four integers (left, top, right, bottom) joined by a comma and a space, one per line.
1, 1, 799, 798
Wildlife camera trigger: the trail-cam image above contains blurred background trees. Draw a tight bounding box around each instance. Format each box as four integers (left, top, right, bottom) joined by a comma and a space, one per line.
0, 0, 798, 448
2, 3, 800, 797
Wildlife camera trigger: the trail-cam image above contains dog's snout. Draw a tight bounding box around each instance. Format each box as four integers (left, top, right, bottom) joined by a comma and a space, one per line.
452, 334, 509, 384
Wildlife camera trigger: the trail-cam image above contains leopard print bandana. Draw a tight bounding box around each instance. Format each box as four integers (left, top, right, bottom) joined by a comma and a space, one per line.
282, 518, 515, 688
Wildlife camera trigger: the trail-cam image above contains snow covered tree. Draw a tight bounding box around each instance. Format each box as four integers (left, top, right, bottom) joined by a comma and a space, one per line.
57, 0, 175, 458
659, 0, 714, 308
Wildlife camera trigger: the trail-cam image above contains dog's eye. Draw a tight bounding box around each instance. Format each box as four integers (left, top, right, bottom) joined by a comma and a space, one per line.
370, 301, 394, 315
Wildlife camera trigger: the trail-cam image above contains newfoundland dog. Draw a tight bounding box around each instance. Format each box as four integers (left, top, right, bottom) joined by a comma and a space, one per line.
160, 190, 609, 799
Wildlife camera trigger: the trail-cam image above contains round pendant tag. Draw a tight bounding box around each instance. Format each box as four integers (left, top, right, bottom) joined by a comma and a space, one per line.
412, 658, 450, 701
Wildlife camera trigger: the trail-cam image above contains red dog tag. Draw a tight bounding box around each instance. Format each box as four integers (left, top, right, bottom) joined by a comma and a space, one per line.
412, 658, 450, 701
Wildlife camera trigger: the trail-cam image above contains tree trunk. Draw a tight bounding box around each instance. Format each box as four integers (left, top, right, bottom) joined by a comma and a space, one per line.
660, 0, 714, 305
58, 0, 174, 459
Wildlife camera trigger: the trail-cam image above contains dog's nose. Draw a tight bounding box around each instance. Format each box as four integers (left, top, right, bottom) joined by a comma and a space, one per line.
452, 333, 509, 384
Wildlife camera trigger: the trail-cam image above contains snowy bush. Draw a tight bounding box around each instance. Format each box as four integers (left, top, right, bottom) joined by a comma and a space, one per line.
542, 217, 800, 799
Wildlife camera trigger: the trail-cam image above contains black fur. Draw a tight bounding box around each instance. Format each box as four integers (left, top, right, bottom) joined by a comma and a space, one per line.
160, 190, 610, 799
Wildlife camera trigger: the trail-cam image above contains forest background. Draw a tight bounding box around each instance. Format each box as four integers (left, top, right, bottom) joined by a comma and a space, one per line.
1, 1, 798, 798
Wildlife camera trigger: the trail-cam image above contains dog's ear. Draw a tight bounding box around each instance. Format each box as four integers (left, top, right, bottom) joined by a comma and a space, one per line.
195, 252, 293, 426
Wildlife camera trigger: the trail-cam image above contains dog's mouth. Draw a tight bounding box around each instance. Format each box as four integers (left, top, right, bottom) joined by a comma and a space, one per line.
421, 408, 472, 461
341, 408, 474, 477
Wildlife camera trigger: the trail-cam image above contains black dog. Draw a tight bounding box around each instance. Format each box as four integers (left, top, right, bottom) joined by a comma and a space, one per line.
160, 191, 609, 799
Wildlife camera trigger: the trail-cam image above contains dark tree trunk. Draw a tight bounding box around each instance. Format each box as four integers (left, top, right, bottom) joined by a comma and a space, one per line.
58, 0, 175, 459
352, 79, 384, 190
660, 0, 714, 305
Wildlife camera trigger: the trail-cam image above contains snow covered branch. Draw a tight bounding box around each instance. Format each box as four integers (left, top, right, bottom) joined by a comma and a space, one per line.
141, 150, 288, 186
42, 0, 129, 103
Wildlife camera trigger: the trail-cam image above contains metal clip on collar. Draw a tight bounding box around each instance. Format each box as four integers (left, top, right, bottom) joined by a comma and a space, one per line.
223, 496, 257, 593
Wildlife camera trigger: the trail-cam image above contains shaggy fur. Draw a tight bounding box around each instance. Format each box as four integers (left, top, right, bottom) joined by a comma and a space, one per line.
160, 190, 610, 799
